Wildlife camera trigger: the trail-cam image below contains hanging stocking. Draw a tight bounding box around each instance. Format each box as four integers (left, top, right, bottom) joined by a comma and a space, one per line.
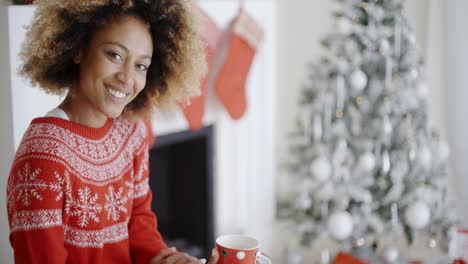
214, 8, 264, 120
179, 7, 221, 130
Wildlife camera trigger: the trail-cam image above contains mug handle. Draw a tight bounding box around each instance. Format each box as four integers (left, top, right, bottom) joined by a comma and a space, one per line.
256, 252, 272, 264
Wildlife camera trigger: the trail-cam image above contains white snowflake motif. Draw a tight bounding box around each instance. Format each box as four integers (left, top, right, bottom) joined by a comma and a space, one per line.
11, 163, 48, 208
7, 171, 16, 213
66, 187, 102, 227
104, 186, 128, 221
135, 150, 149, 182
49, 170, 72, 201
124, 180, 134, 199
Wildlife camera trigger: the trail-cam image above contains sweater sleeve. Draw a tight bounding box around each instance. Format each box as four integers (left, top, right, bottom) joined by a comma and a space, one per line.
7, 157, 68, 264
129, 120, 167, 264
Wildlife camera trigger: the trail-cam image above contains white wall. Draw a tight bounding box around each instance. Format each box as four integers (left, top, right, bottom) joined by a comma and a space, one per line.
276, 0, 333, 166
445, 0, 468, 220
0, 5, 58, 262
0, 4, 15, 263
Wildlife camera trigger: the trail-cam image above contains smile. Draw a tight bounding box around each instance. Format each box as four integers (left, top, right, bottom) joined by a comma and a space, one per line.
106, 86, 129, 99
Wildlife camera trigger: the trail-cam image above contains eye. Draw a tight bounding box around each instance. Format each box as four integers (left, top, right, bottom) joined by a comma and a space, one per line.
106, 51, 123, 61
137, 64, 149, 72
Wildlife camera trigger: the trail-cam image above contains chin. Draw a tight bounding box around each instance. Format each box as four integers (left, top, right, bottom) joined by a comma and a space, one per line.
104, 108, 125, 119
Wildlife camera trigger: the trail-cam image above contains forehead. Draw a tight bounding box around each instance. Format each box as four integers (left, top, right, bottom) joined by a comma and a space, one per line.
89, 15, 153, 54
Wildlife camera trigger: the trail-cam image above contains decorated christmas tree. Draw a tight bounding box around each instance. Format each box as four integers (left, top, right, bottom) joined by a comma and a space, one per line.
278, 0, 458, 257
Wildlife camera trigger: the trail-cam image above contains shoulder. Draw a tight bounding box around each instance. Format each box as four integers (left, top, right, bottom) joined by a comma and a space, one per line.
115, 117, 154, 148
14, 119, 64, 163
115, 118, 155, 152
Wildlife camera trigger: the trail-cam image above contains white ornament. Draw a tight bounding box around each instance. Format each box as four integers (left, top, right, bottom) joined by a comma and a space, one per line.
409, 69, 419, 80
358, 152, 376, 172
381, 247, 399, 262
418, 146, 432, 170
349, 70, 368, 91
327, 211, 354, 240
405, 201, 430, 229
382, 117, 393, 136
336, 17, 353, 35
310, 157, 332, 181
285, 249, 303, 264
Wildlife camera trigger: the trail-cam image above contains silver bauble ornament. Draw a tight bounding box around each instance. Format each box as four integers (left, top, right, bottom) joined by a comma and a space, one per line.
327, 211, 354, 240
381, 247, 399, 263
336, 16, 353, 35
350, 70, 368, 91
359, 152, 376, 172
408, 33, 416, 44
409, 69, 419, 80
418, 146, 432, 170
405, 201, 430, 229
310, 157, 332, 181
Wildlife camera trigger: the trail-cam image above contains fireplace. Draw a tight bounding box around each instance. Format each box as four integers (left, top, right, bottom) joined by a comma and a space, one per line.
148, 125, 215, 259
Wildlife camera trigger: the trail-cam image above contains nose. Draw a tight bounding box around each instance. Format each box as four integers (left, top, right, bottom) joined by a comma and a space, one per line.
116, 64, 134, 86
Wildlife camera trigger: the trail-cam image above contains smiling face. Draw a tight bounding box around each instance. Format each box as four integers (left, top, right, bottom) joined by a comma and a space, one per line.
69, 15, 153, 125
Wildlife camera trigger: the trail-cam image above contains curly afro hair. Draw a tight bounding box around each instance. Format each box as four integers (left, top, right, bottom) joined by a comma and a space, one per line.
20, 0, 207, 118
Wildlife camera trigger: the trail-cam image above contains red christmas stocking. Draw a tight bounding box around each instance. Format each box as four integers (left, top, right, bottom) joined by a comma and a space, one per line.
214, 8, 264, 120
180, 7, 221, 130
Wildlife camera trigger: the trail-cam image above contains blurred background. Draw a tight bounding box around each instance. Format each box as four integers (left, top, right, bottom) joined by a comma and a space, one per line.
1, 0, 467, 263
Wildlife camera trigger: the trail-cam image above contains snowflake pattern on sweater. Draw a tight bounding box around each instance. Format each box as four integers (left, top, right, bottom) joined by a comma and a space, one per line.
7, 117, 166, 264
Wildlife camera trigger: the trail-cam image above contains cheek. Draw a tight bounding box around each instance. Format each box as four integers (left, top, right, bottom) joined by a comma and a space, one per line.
81, 55, 113, 85
128, 78, 147, 101
135, 76, 147, 94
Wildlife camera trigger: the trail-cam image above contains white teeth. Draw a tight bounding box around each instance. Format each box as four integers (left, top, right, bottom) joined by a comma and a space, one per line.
107, 88, 126, 99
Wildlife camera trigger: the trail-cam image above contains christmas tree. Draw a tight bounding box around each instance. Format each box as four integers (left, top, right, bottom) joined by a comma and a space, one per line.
279, 0, 458, 253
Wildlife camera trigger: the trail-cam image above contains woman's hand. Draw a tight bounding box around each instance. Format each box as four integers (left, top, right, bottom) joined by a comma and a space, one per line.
207, 248, 219, 264
150, 247, 219, 264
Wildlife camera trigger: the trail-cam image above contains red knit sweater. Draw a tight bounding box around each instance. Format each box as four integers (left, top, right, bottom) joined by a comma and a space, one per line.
7, 117, 167, 264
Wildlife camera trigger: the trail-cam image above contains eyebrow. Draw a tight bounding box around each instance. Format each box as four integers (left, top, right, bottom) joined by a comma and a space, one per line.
103, 41, 152, 60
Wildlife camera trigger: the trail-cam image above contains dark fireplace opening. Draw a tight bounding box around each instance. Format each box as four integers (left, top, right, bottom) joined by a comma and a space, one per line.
148, 125, 214, 259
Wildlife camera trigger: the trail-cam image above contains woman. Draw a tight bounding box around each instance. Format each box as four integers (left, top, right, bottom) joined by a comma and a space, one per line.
6, 0, 218, 263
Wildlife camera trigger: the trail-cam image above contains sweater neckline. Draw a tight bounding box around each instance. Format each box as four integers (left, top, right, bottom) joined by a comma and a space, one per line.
31, 116, 114, 140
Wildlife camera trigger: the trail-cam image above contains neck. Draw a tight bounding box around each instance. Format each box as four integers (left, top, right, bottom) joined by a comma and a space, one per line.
60, 91, 108, 128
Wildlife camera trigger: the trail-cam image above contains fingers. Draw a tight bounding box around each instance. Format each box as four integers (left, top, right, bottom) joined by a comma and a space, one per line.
182, 252, 201, 264
165, 252, 201, 264
207, 248, 219, 264
150, 248, 210, 264
150, 247, 177, 263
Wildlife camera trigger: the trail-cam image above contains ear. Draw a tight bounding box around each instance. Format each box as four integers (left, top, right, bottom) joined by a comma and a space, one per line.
73, 49, 83, 64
